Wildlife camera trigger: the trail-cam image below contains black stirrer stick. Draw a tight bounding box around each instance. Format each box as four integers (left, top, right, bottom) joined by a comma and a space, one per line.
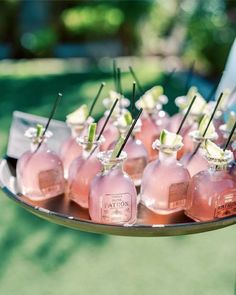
117, 67, 123, 95
128, 66, 144, 93
131, 81, 136, 115
35, 92, 62, 152
97, 98, 119, 140
184, 60, 195, 93
88, 82, 105, 118
188, 92, 224, 161
113, 60, 117, 92
224, 120, 236, 151
117, 108, 143, 157
176, 95, 197, 135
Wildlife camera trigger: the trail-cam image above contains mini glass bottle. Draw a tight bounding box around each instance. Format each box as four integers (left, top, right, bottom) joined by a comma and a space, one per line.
108, 119, 148, 186
140, 135, 191, 214
185, 148, 235, 222
67, 135, 104, 209
60, 121, 88, 179
17, 126, 65, 201
89, 151, 137, 225
181, 130, 218, 177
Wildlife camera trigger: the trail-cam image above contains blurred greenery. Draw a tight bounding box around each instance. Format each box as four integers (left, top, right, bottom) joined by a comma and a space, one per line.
0, 60, 235, 295
0, 0, 235, 75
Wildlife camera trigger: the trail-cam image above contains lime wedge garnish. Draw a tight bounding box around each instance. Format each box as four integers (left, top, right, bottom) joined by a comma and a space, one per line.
159, 129, 182, 146
86, 123, 97, 151
116, 111, 133, 129
186, 86, 198, 101
66, 104, 88, 124
189, 93, 206, 115
111, 136, 125, 159
124, 111, 133, 125
198, 114, 215, 137
149, 86, 164, 102
203, 139, 224, 158
36, 124, 44, 138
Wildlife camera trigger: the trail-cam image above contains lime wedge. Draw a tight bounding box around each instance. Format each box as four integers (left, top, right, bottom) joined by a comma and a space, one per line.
186, 86, 198, 101
124, 111, 133, 125
159, 129, 182, 146
203, 139, 224, 158
66, 104, 88, 124
198, 114, 215, 137
149, 86, 164, 102
189, 93, 206, 115
86, 123, 97, 151
36, 124, 44, 138
111, 136, 125, 159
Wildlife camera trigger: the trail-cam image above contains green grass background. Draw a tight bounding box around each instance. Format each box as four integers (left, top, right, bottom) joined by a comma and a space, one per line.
0, 61, 235, 295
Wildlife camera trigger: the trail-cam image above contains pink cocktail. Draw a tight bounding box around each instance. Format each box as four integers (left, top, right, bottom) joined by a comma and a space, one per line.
140, 138, 191, 214
185, 150, 235, 221
67, 136, 103, 208
17, 127, 65, 201
181, 131, 218, 177
89, 151, 137, 225
60, 122, 87, 178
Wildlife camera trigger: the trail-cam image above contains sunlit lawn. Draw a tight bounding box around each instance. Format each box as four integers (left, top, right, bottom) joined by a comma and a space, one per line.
0, 59, 235, 295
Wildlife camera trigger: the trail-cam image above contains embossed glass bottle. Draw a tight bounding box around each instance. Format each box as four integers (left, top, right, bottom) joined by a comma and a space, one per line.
185, 149, 235, 221
67, 136, 103, 208
140, 136, 191, 214
17, 127, 65, 200
89, 151, 137, 225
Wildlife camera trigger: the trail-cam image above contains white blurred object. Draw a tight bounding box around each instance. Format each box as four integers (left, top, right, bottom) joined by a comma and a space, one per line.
216, 38, 236, 114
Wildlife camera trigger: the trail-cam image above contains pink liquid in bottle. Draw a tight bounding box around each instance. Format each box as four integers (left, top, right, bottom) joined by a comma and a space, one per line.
60, 122, 87, 179
89, 151, 137, 225
135, 111, 160, 161
185, 150, 236, 221
17, 128, 65, 201
141, 139, 191, 214
67, 136, 103, 208
181, 131, 218, 177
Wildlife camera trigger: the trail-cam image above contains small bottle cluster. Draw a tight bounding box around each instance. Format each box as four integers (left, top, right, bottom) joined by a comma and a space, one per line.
16, 66, 236, 226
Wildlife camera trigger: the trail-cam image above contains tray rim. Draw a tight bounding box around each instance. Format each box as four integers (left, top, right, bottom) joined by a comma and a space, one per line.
1, 157, 236, 237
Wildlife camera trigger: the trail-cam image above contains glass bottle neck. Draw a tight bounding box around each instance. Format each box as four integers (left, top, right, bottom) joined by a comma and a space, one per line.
159, 150, 177, 164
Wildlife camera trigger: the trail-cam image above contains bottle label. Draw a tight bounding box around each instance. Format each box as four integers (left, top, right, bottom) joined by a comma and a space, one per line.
38, 169, 63, 195
101, 193, 132, 223
125, 157, 147, 180
214, 189, 236, 218
168, 182, 189, 209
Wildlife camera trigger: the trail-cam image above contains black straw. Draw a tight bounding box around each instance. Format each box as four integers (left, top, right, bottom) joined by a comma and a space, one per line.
88, 82, 105, 117
113, 60, 117, 91
117, 67, 123, 95
185, 60, 195, 93
117, 108, 143, 157
97, 98, 119, 140
128, 66, 144, 93
224, 120, 236, 151
176, 95, 197, 134
131, 81, 136, 115
35, 92, 62, 152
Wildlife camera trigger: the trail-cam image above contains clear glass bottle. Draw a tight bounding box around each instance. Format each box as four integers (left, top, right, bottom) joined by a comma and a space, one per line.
60, 122, 87, 179
67, 136, 103, 208
185, 150, 235, 222
140, 139, 191, 214
17, 127, 65, 200
89, 151, 137, 225
181, 130, 218, 177
135, 110, 160, 161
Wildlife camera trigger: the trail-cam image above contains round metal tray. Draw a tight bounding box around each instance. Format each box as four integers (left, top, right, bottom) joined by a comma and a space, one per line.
1, 157, 236, 237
